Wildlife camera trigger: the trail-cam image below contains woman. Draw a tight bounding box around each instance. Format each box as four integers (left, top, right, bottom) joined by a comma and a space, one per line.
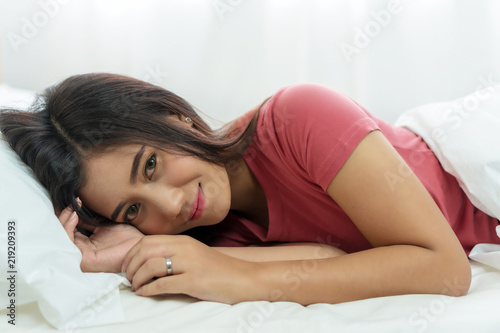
1, 73, 498, 305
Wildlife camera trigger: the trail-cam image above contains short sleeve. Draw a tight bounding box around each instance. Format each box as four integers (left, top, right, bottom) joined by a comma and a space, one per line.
269, 83, 380, 191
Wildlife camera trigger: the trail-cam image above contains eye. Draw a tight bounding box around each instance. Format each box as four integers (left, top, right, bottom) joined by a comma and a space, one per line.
125, 204, 140, 224
144, 153, 156, 180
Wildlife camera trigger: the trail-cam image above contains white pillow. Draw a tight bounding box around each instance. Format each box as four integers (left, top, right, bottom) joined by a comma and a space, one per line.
395, 85, 500, 220
0, 84, 37, 109
0, 85, 127, 329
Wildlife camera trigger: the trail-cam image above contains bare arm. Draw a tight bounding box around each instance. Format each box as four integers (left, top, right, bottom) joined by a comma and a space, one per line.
246, 131, 471, 304
214, 243, 346, 262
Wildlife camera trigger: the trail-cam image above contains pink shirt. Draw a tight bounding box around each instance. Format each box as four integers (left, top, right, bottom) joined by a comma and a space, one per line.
201, 83, 499, 255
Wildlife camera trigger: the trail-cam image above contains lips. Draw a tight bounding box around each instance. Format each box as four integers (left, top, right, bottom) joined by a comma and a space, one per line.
188, 185, 205, 221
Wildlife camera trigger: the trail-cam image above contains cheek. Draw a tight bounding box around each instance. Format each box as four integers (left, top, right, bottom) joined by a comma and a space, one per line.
203, 178, 229, 207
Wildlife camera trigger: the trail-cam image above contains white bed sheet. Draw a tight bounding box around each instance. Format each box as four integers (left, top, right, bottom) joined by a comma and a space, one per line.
1, 260, 500, 333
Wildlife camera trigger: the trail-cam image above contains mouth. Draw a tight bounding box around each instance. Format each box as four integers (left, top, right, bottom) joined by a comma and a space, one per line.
188, 184, 205, 221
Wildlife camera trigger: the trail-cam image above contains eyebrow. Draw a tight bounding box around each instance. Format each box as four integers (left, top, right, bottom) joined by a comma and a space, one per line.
110, 145, 146, 222
130, 145, 146, 184
111, 201, 127, 222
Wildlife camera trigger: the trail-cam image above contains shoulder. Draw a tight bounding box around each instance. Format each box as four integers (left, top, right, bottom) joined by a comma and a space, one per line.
264, 83, 370, 127
258, 83, 376, 140
254, 83, 380, 189
273, 83, 360, 113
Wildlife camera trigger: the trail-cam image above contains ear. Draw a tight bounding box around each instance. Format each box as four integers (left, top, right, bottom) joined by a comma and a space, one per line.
168, 114, 194, 127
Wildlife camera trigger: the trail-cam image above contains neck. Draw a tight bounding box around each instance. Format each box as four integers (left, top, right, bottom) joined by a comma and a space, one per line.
226, 158, 268, 222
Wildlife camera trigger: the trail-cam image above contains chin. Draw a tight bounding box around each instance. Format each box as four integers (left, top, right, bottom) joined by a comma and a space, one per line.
207, 204, 231, 227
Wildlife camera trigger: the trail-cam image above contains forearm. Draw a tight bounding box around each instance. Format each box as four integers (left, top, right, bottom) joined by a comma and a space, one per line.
214, 242, 346, 262
247, 245, 471, 305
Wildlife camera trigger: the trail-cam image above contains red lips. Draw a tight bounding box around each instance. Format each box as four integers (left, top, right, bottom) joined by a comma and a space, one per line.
188, 185, 205, 221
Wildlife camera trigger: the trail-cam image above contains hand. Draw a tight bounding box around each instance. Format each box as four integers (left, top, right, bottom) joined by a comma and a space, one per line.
58, 202, 144, 272
122, 235, 258, 304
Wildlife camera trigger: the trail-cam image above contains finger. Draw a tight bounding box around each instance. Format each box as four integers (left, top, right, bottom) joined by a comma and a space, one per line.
131, 257, 172, 291
136, 274, 186, 297
122, 235, 172, 275
58, 205, 75, 225
63, 211, 79, 242
58, 204, 78, 243
73, 198, 97, 233
124, 244, 168, 281
121, 241, 141, 274
58, 196, 82, 224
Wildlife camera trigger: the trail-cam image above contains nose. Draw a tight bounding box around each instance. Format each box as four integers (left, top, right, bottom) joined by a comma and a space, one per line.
151, 185, 184, 220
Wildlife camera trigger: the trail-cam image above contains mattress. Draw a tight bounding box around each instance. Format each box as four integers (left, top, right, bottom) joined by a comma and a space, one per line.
1, 261, 500, 332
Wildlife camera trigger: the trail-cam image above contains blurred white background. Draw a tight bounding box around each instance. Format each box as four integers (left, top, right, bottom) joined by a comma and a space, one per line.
0, 0, 499, 124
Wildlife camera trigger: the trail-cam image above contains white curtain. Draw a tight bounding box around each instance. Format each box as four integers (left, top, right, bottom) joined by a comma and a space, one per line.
1, 0, 499, 123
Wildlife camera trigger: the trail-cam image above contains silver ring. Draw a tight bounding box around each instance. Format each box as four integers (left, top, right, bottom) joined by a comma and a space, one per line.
165, 257, 173, 276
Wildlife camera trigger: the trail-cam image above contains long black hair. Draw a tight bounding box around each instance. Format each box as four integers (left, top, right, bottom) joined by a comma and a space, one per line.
0, 73, 260, 225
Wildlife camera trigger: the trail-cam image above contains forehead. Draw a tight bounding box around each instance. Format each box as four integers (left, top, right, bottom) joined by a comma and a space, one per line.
79, 144, 142, 212
85, 144, 142, 173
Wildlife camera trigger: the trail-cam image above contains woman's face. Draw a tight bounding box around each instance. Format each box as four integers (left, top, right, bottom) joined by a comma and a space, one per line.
79, 144, 232, 235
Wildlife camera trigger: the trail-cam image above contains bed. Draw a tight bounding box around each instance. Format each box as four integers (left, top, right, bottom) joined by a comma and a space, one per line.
2, 83, 500, 333
5, 265, 500, 333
